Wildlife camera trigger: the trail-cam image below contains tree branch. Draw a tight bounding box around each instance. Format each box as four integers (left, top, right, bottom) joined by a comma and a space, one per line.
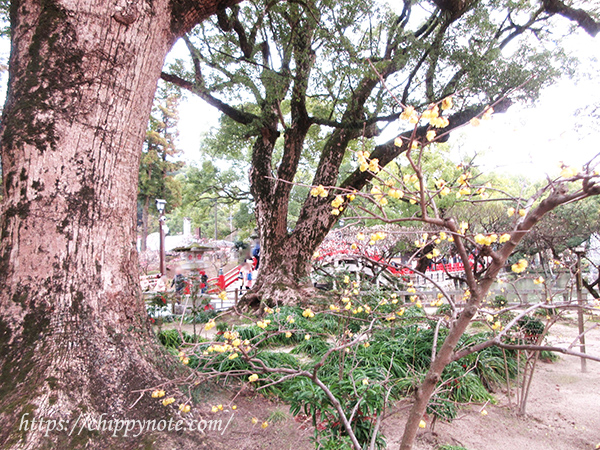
541, 0, 600, 36
160, 72, 257, 125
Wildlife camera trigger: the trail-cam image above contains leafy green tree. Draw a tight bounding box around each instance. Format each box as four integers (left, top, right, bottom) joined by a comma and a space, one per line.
162, 0, 599, 305
138, 84, 185, 251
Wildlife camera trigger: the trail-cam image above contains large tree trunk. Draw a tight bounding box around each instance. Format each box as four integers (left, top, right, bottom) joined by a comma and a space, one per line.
0, 1, 239, 448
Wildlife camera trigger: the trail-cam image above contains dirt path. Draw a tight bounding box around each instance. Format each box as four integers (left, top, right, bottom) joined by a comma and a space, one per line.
397, 320, 600, 450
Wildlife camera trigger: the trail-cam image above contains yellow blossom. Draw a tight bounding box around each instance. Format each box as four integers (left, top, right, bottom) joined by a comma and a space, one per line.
330, 304, 340, 312
507, 207, 515, 217
356, 232, 365, 241
389, 188, 404, 199
470, 117, 480, 127
360, 162, 369, 172
152, 390, 165, 398
397, 308, 405, 316
441, 96, 453, 110
182, 357, 189, 365
491, 321, 501, 330
162, 397, 175, 406
331, 195, 344, 208
400, 106, 418, 122
394, 137, 404, 147
368, 159, 380, 173
310, 185, 329, 197
304, 334, 311, 340
287, 315, 295, 323
251, 417, 258, 424
430, 116, 449, 128
419, 420, 426, 428
362, 378, 369, 386
415, 300, 422, 308
533, 276, 544, 285
481, 409, 488, 416
261, 421, 269, 429
285, 331, 292, 338
232, 338, 241, 347
560, 166, 579, 178
426, 130, 436, 141
363, 342, 370, 348
518, 209, 526, 217
351, 243, 358, 250
511, 259, 528, 274
482, 106, 494, 120
232, 405, 237, 410
440, 186, 451, 196
421, 104, 439, 120
205, 319, 216, 331
348, 193, 356, 201
302, 308, 315, 318
228, 353, 238, 360
249, 374, 259, 382
179, 404, 191, 413
499, 233, 510, 243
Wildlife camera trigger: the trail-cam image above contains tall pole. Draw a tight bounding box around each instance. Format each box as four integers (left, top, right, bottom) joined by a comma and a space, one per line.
156, 199, 167, 277
576, 251, 587, 373
159, 213, 166, 277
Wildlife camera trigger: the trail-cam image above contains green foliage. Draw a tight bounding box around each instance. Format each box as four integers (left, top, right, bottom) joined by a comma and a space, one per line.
492, 295, 508, 308
157, 329, 204, 348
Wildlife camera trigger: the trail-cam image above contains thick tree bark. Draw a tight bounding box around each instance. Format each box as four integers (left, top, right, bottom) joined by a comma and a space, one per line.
0, 0, 240, 448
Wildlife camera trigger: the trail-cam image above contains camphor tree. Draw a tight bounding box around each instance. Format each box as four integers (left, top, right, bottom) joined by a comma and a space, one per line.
175, 103, 600, 449
162, 0, 600, 305
0, 1, 244, 449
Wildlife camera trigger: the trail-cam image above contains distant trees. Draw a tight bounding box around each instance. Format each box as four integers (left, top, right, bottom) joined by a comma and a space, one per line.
138, 85, 184, 251
163, 0, 600, 304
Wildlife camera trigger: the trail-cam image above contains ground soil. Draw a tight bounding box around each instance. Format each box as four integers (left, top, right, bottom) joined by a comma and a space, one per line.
157, 317, 600, 450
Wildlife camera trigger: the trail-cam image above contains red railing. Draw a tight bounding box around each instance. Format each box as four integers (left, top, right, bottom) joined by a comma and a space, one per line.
207, 265, 242, 293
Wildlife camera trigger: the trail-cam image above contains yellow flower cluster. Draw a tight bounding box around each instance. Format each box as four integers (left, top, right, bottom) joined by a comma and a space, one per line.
511, 259, 528, 274
257, 319, 271, 329
441, 97, 453, 110
426, 248, 440, 259
151, 389, 166, 398
302, 308, 315, 318
249, 374, 259, 382
559, 165, 579, 178
218, 291, 228, 301
369, 231, 387, 245
162, 397, 175, 406
310, 185, 329, 197
178, 351, 190, 365
204, 319, 216, 331
474, 233, 498, 246
179, 404, 191, 413
400, 106, 419, 123
421, 104, 439, 120
499, 233, 511, 243
430, 116, 449, 128
533, 276, 544, 285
